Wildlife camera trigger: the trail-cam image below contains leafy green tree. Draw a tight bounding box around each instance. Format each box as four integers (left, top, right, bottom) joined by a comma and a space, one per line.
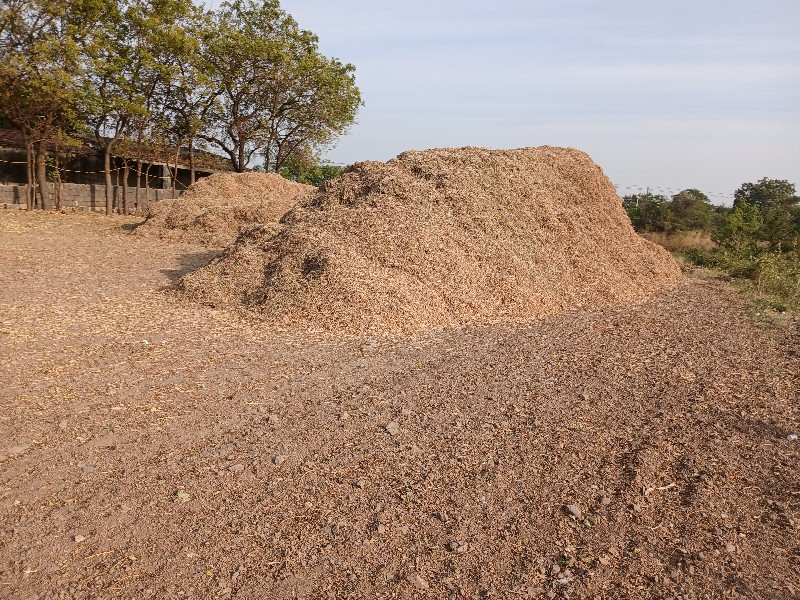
732, 178, 798, 252
713, 200, 764, 254
162, 9, 215, 189
623, 193, 672, 232
734, 178, 798, 214
762, 204, 799, 252
670, 188, 712, 231
259, 40, 361, 173
0, 0, 104, 209
85, 0, 198, 214
280, 156, 341, 186
200, 0, 361, 173
121, 2, 207, 212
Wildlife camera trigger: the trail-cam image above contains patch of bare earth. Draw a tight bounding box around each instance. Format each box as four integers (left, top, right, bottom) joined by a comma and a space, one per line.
0, 211, 798, 599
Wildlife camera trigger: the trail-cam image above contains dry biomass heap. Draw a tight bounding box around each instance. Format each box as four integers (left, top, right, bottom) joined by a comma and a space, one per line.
181, 147, 682, 332
136, 172, 314, 246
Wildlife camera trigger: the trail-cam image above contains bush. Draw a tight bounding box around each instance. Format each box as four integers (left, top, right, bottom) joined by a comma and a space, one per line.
683, 247, 800, 312
683, 248, 720, 268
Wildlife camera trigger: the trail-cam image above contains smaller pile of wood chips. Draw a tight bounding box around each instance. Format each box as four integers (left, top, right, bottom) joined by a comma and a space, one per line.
180, 146, 682, 333
136, 172, 315, 247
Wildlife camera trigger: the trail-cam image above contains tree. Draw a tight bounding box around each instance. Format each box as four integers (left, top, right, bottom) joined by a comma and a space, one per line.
258, 38, 361, 173
280, 155, 341, 186
0, 0, 102, 209
129, 1, 207, 212
163, 15, 214, 189
85, 0, 197, 214
670, 189, 712, 231
200, 0, 361, 173
734, 178, 798, 214
623, 193, 672, 232
713, 200, 764, 254
2, 0, 361, 212
762, 204, 799, 252
733, 178, 799, 252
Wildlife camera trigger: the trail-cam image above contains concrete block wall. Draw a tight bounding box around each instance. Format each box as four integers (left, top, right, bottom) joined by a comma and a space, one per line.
0, 183, 179, 211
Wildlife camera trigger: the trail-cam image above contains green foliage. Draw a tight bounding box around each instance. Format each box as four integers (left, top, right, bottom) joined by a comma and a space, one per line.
670, 189, 713, 231
199, 0, 362, 172
712, 200, 764, 254
84, 0, 199, 144
732, 178, 799, 252
684, 248, 799, 312
635, 178, 800, 313
280, 159, 341, 186
0, 0, 104, 139
734, 178, 798, 213
623, 189, 714, 233
622, 193, 672, 232
762, 204, 800, 252
0, 0, 361, 210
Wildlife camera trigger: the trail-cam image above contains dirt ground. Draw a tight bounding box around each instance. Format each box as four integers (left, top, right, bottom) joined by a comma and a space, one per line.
1, 210, 798, 600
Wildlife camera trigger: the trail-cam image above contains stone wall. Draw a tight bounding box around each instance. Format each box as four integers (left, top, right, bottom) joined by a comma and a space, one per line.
0, 183, 179, 212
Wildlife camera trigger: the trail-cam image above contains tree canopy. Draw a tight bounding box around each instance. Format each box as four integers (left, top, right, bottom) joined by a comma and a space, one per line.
732, 179, 799, 252
0, 0, 362, 212
200, 0, 361, 173
734, 178, 798, 214
670, 189, 713, 231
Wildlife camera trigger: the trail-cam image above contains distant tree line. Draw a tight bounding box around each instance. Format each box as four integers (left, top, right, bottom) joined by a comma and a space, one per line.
624, 178, 799, 251
625, 178, 799, 311
0, 0, 362, 214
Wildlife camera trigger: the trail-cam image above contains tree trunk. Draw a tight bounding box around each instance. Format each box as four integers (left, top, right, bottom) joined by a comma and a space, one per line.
104, 147, 114, 215
114, 160, 122, 214
35, 142, 51, 210
264, 144, 272, 174
189, 141, 196, 186
122, 160, 130, 215
143, 162, 153, 213
54, 155, 62, 210
172, 149, 180, 197
25, 142, 35, 210
135, 158, 142, 215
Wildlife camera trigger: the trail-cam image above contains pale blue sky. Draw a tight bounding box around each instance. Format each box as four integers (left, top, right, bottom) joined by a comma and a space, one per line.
233, 1, 800, 203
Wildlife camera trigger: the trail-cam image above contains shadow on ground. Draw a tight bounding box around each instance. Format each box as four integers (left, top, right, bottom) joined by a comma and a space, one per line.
120, 221, 144, 233
160, 250, 221, 285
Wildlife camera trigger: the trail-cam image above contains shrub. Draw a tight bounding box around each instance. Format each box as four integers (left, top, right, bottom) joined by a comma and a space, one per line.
683, 247, 800, 312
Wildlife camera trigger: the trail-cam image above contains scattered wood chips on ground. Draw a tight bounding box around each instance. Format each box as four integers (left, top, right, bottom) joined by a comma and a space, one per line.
1, 211, 798, 599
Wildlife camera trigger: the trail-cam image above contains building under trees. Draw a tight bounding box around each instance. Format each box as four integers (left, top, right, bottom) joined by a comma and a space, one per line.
0, 0, 362, 214
0, 129, 232, 212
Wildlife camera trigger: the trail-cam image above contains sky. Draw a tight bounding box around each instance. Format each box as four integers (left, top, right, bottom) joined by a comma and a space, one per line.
236, 0, 799, 204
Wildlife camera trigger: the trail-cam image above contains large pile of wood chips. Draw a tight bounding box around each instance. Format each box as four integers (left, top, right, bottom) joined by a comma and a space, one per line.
180, 147, 682, 332
136, 172, 314, 247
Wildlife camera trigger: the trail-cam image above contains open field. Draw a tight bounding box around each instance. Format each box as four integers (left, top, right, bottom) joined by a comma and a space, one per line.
1, 210, 798, 599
